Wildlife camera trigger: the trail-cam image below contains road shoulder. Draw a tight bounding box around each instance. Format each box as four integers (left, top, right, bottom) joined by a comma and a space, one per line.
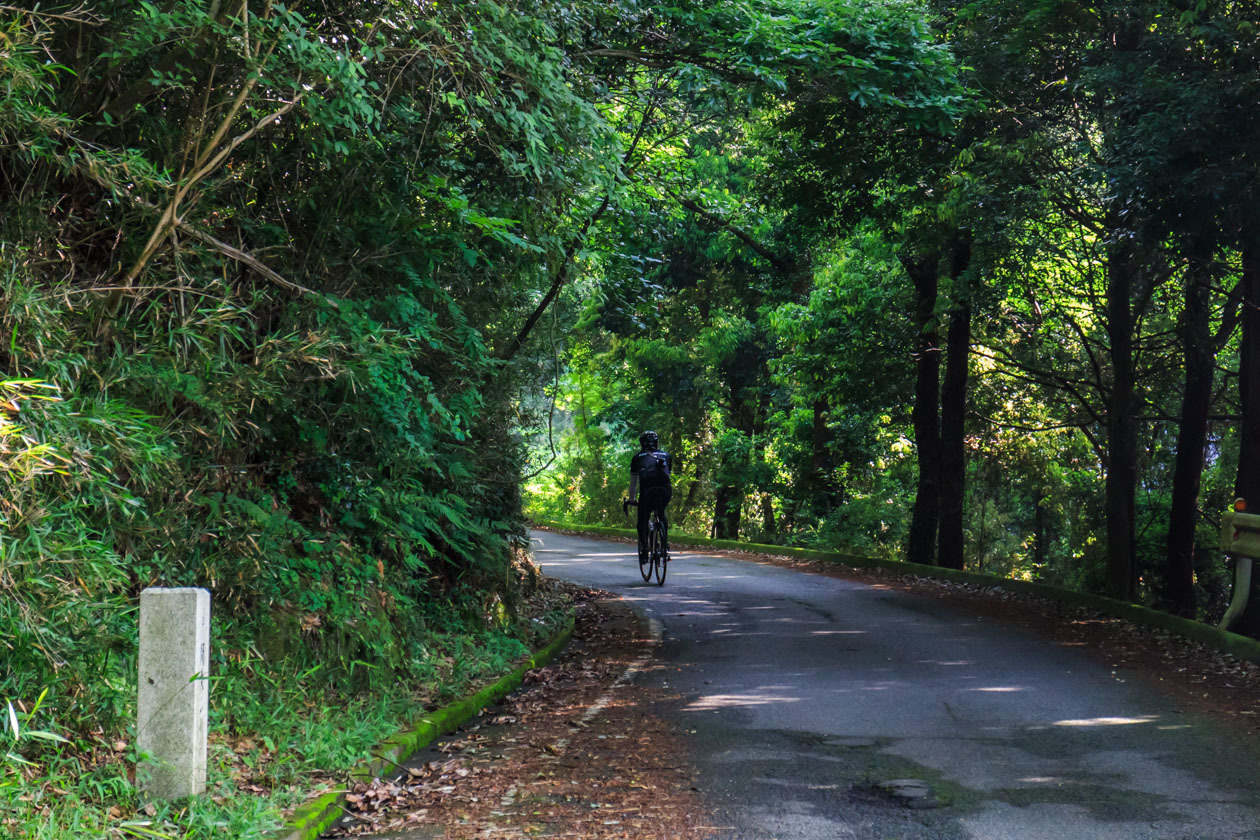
326, 587, 715, 839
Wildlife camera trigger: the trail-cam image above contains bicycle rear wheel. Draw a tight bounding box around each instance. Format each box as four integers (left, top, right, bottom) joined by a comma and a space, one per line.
652, 522, 667, 585
640, 524, 654, 582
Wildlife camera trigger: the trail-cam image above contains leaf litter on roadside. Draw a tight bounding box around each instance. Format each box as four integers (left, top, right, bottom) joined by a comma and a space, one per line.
326, 585, 713, 839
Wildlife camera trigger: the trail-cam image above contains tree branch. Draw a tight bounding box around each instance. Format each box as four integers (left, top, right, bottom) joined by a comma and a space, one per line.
71, 142, 319, 300
577, 49, 760, 83
496, 195, 611, 363
119, 87, 302, 287
0, 4, 102, 24
176, 223, 319, 297
972, 412, 1098, 435
673, 195, 792, 275
497, 89, 662, 362
81, 0, 248, 139
1214, 276, 1243, 351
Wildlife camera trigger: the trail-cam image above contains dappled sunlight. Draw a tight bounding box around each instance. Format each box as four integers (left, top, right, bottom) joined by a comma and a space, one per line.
685, 692, 803, 711
766, 616, 829, 624
966, 686, 1025, 693
854, 681, 901, 692
809, 630, 868, 636
659, 598, 733, 617
758, 778, 843, 791
1053, 715, 1160, 727
534, 549, 631, 561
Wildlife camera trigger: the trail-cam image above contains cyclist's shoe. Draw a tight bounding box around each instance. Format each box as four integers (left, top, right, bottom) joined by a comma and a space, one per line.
638, 550, 649, 564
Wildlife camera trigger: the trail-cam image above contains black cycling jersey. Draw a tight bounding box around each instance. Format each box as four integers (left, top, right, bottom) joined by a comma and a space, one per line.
630, 448, 673, 488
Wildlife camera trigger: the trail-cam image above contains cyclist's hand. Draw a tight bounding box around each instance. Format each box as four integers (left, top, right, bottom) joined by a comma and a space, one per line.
622, 498, 630, 516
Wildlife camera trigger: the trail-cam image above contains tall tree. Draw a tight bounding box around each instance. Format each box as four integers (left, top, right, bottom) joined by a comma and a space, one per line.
904, 250, 945, 566
1234, 242, 1260, 634
937, 236, 974, 570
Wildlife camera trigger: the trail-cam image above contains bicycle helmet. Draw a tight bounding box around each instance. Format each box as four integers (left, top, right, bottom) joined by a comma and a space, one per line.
639, 430, 659, 450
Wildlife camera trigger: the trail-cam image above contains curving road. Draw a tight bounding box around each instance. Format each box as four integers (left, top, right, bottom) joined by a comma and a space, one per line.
532, 529, 1260, 840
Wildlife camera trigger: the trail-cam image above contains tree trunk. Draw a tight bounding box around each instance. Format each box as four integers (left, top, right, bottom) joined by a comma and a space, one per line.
761, 494, 776, 536
904, 252, 942, 566
977, 491, 987, 573
682, 463, 703, 521
1164, 254, 1213, 617
937, 239, 973, 571
1032, 486, 1047, 571
937, 302, 971, 570
578, 370, 603, 476
810, 397, 828, 487
1105, 239, 1138, 601
714, 485, 742, 539
711, 353, 762, 542
1233, 242, 1260, 636
809, 397, 833, 512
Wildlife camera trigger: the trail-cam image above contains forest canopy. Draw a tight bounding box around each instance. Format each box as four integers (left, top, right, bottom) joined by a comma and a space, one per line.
517, 0, 1260, 633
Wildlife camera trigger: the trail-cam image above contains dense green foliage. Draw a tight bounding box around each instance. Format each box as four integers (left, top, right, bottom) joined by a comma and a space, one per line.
1, 0, 627, 831
525, 0, 1260, 628
3, 0, 593, 722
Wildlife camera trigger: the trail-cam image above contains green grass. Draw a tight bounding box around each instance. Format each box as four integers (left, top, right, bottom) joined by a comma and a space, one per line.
1, 596, 572, 840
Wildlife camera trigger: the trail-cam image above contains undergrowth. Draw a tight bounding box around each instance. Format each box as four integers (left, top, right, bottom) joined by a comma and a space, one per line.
1, 585, 571, 839
1, 0, 596, 833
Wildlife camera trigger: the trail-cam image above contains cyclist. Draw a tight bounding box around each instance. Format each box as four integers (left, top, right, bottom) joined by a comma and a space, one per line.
623, 430, 673, 562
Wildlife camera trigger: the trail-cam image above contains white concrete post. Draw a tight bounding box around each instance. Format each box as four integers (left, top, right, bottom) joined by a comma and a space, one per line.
137, 587, 210, 800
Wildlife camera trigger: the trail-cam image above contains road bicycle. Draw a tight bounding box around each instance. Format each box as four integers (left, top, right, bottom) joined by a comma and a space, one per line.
622, 499, 668, 585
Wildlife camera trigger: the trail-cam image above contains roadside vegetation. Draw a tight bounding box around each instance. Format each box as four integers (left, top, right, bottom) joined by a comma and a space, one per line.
2, 587, 568, 839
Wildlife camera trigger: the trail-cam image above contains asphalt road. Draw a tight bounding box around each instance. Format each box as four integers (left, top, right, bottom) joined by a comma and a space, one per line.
532, 529, 1260, 840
